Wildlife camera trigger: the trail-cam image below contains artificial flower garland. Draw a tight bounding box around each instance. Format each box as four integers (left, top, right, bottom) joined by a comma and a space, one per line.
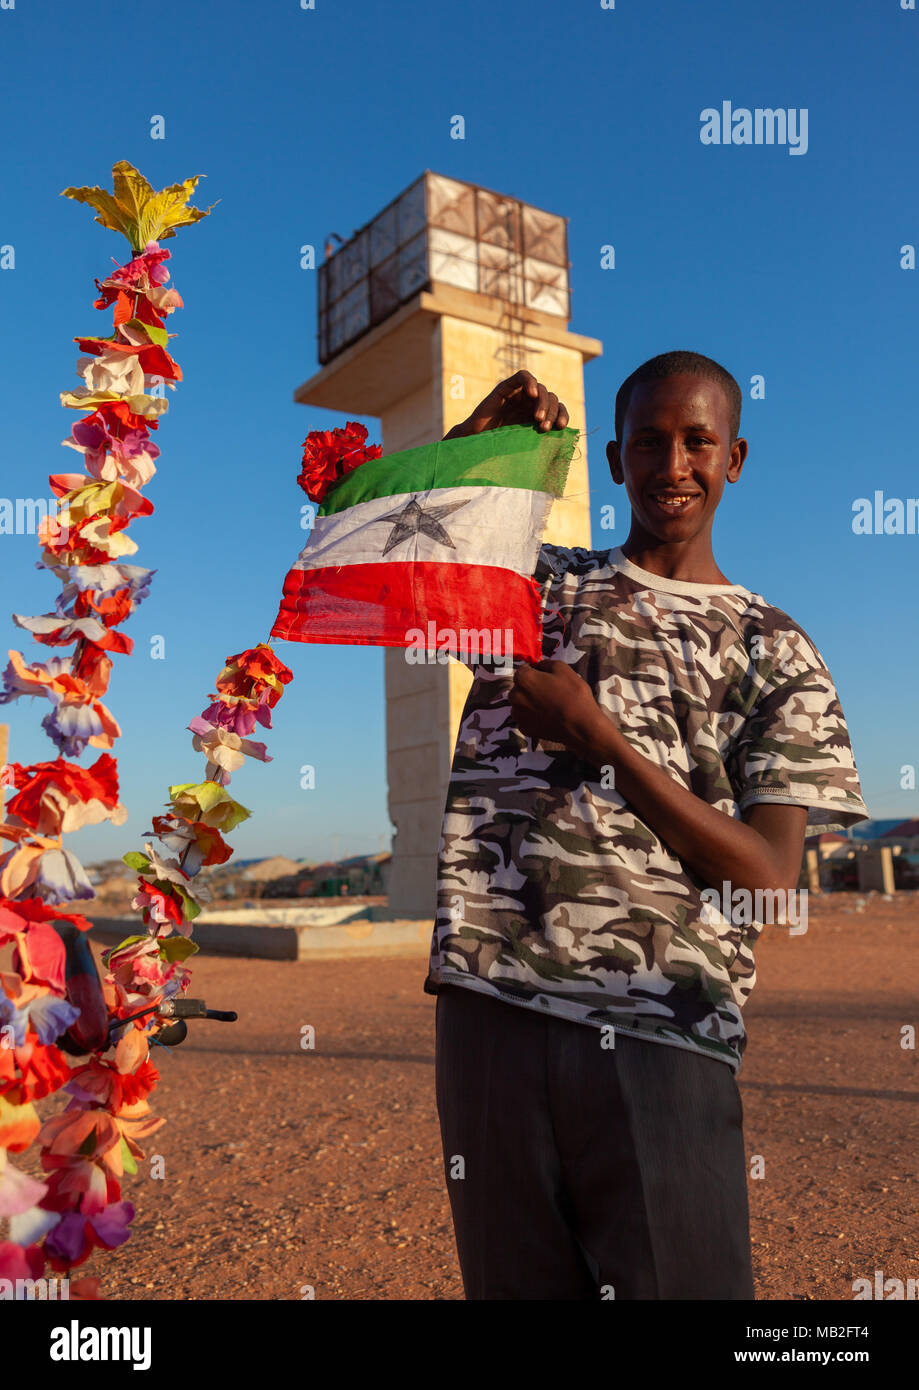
0, 163, 296, 1298
0, 163, 382, 1300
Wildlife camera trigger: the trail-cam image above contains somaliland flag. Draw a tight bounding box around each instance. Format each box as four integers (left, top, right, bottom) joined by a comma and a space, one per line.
270, 423, 577, 662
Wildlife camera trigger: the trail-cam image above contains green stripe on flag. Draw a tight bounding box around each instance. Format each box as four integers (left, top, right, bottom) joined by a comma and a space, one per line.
319, 423, 578, 517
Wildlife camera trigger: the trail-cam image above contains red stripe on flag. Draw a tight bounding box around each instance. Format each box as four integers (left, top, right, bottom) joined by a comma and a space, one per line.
270, 561, 544, 661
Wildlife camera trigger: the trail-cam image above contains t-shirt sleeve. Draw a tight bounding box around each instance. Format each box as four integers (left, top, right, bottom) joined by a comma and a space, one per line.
729, 628, 870, 837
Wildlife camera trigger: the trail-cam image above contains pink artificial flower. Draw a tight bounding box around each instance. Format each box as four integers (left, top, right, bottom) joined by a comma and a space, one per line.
0, 1150, 49, 1218
63, 414, 160, 489
187, 716, 270, 774
200, 691, 275, 732
44, 1201, 135, 1266
102, 934, 191, 1011
130, 880, 180, 929
199, 697, 257, 736
0, 1239, 45, 1282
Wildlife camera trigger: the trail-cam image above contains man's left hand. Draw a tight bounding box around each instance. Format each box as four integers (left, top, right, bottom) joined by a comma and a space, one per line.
508, 659, 607, 753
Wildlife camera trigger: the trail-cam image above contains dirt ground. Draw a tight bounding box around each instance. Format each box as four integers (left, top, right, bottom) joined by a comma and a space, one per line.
21, 891, 919, 1301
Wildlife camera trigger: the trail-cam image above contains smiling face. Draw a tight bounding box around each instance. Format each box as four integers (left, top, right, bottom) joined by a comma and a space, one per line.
606, 374, 747, 556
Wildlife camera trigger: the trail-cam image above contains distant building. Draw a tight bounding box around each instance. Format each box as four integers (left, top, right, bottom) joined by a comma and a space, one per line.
801, 823, 919, 893
882, 818, 919, 841
261, 851, 391, 899
813, 832, 849, 859
848, 818, 907, 840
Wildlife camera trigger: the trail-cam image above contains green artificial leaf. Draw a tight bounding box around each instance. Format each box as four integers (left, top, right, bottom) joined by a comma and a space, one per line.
171, 881, 202, 921
124, 316, 169, 348
159, 936, 199, 962
120, 1136, 138, 1176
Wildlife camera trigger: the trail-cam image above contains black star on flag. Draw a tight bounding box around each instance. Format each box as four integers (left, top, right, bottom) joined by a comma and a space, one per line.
375, 495, 470, 558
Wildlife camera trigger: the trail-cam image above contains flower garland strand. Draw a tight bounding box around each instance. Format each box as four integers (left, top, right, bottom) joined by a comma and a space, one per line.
0, 163, 220, 1296
0, 160, 380, 1297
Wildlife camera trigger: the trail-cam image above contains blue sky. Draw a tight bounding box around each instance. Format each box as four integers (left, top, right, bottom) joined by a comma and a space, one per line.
0, 0, 916, 868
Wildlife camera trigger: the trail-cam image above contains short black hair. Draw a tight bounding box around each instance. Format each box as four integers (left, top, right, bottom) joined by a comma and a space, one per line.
614, 350, 742, 444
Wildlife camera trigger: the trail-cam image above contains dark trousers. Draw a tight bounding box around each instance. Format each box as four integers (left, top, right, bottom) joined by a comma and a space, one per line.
434, 982, 755, 1300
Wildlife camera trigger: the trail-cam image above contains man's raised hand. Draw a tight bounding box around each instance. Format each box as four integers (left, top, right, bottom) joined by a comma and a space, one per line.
444, 370, 570, 440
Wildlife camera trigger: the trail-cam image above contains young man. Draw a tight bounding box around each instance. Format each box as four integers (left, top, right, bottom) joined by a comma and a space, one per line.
425, 353, 869, 1300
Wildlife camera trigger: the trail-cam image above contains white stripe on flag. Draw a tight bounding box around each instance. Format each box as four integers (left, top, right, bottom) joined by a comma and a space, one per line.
294, 485, 555, 575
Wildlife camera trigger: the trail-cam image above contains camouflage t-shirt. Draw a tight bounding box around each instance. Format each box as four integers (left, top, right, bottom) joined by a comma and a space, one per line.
424, 544, 869, 1071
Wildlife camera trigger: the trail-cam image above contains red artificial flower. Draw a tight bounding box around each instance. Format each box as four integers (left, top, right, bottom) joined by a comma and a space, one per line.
75, 335, 181, 383
0, 1035, 73, 1104
93, 245, 175, 322
0, 899, 92, 1005
67, 1054, 160, 1111
93, 282, 135, 326
39, 1154, 121, 1203
296, 421, 381, 503
111, 244, 172, 289
37, 515, 108, 567
213, 668, 268, 704
133, 292, 176, 330
0, 896, 93, 936
6, 753, 122, 835
10, 925, 66, 993
72, 642, 113, 697
214, 643, 294, 708
74, 404, 156, 450
16, 607, 134, 654
72, 586, 136, 627
47, 472, 154, 535
232, 643, 293, 683
132, 877, 184, 930
38, 514, 142, 572
67, 1277, 103, 1300
94, 398, 162, 434
149, 814, 233, 866
0, 1241, 45, 1283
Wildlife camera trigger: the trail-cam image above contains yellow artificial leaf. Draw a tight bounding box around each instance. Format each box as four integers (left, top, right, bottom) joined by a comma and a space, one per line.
59, 388, 170, 418
61, 160, 217, 249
